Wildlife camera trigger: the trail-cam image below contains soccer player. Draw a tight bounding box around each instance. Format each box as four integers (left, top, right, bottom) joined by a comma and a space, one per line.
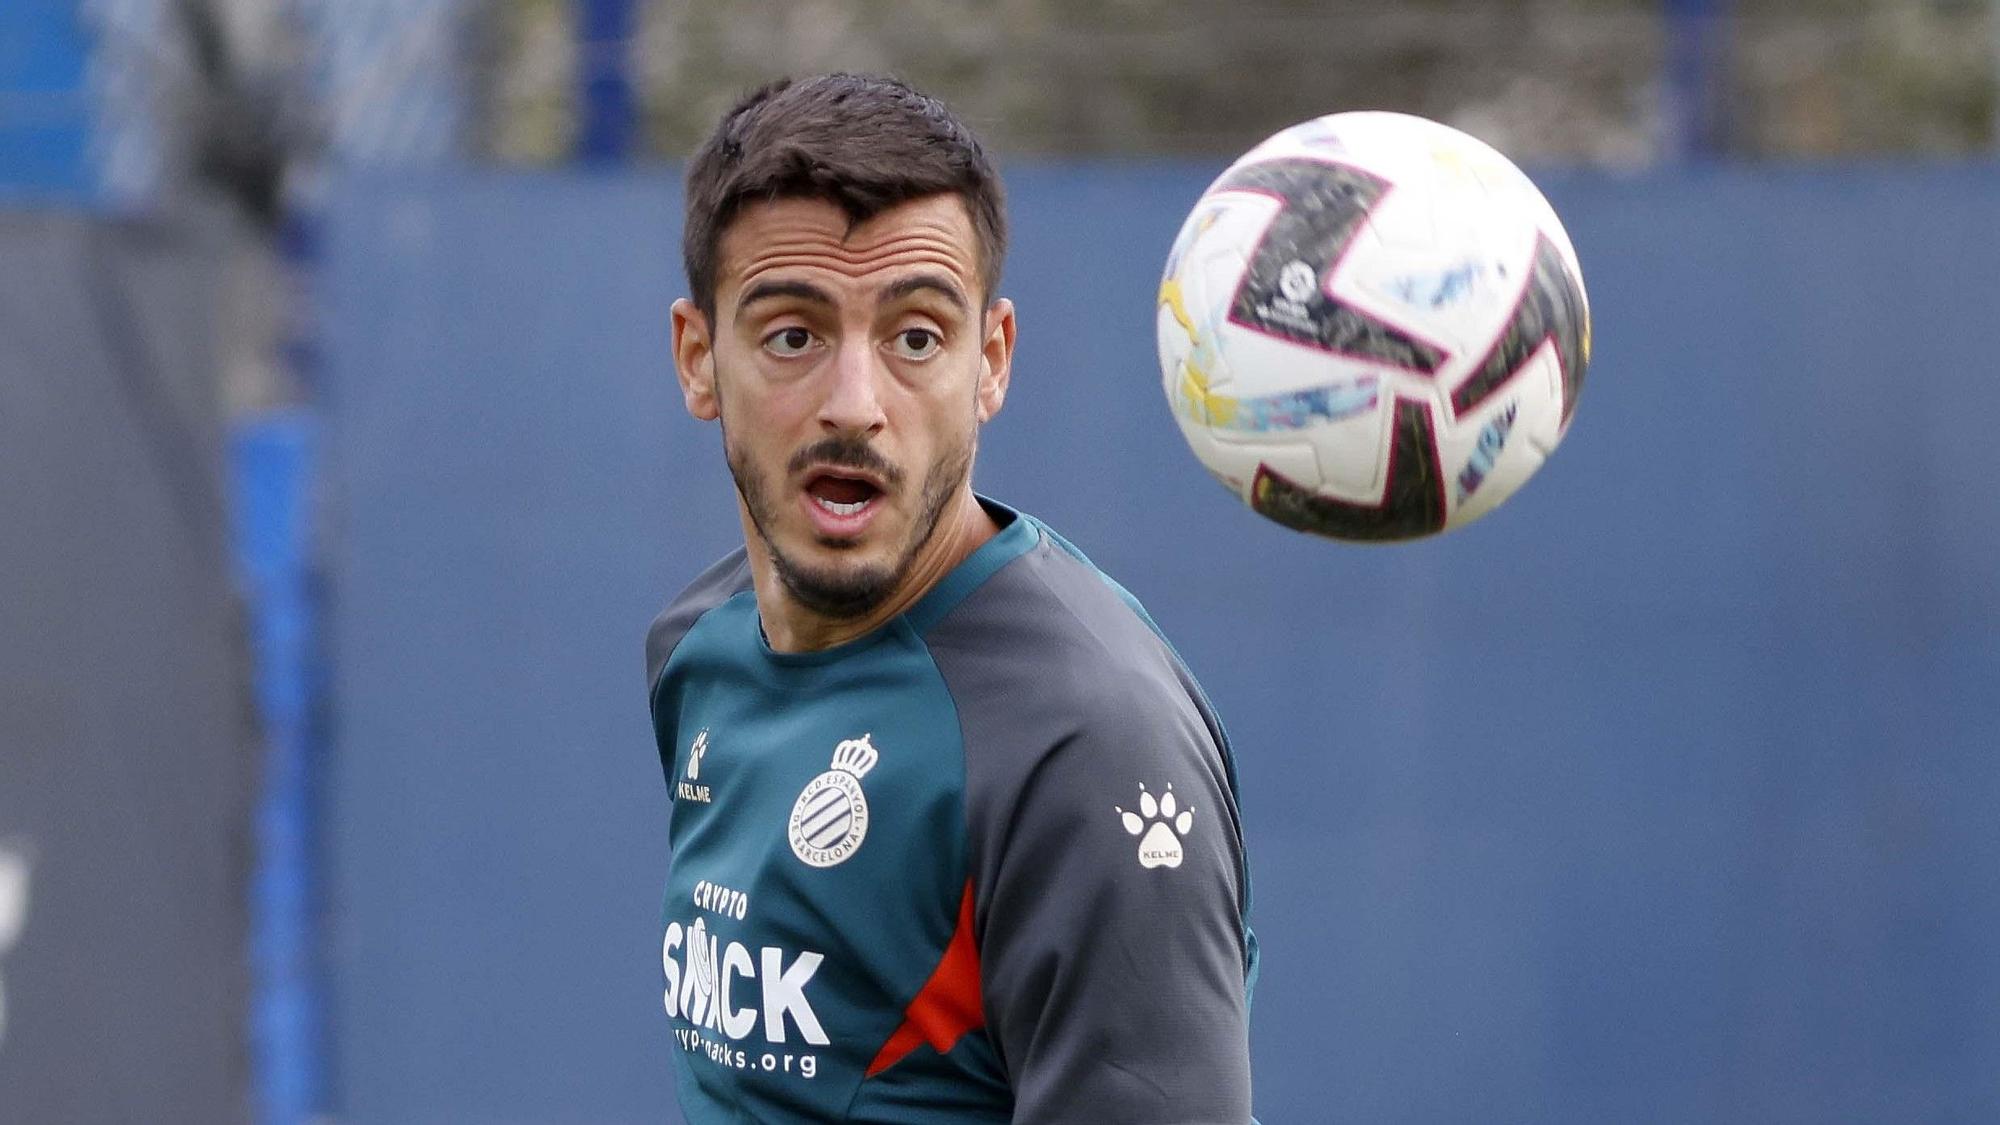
647, 73, 1256, 1123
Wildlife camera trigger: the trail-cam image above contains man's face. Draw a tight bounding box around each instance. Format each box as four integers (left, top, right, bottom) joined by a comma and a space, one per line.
672, 195, 1012, 619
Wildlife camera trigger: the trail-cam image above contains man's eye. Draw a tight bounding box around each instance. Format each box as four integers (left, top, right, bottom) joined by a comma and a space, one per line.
764, 327, 814, 356
890, 328, 940, 360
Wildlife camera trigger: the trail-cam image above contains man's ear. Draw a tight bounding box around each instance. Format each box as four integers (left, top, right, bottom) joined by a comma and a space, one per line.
976, 297, 1015, 423
672, 297, 720, 421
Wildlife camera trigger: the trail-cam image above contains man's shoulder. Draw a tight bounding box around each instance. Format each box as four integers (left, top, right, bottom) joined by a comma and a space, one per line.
928, 517, 1179, 689
923, 517, 1210, 767
645, 548, 753, 697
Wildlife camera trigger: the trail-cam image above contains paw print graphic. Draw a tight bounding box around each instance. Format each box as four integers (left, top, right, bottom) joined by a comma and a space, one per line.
686, 729, 709, 781
1116, 783, 1194, 869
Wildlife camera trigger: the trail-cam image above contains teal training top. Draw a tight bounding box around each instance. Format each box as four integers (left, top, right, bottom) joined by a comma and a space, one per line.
647, 498, 1256, 1123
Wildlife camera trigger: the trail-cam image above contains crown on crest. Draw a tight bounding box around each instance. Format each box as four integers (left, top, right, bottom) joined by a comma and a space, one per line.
830, 733, 879, 778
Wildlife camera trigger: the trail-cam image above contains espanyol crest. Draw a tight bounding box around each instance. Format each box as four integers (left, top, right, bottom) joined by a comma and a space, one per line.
788, 734, 879, 868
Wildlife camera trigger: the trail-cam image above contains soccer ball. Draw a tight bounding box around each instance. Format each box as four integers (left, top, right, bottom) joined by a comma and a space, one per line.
1156, 111, 1591, 541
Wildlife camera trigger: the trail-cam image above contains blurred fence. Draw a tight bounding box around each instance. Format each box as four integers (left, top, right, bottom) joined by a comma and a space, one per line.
318, 162, 2000, 1124
10, 2, 1998, 211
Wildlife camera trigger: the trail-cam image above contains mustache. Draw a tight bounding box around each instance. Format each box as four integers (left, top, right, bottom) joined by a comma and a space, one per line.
787, 436, 904, 486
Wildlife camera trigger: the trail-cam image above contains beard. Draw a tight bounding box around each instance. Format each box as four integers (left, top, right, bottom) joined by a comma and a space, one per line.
725, 421, 974, 621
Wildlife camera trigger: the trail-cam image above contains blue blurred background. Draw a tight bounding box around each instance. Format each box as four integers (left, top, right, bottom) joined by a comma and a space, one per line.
4, 3, 1998, 1123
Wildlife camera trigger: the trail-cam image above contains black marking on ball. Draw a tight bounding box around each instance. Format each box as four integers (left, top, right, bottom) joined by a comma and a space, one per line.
1451, 233, 1590, 425
1216, 158, 1447, 375
1249, 397, 1447, 541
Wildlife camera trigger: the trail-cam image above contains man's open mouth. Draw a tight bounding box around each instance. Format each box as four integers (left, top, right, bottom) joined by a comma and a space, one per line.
804, 471, 883, 518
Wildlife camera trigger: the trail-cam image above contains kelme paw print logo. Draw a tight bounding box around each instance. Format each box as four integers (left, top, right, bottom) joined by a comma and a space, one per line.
1116, 783, 1194, 869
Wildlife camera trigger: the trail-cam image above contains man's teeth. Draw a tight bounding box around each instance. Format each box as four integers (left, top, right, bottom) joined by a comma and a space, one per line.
815, 496, 869, 517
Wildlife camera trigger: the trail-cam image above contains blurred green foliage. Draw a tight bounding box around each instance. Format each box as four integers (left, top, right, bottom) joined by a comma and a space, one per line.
465, 0, 1996, 165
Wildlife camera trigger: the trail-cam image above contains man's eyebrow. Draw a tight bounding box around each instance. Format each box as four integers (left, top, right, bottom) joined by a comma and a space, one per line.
735, 279, 835, 320
882, 274, 968, 312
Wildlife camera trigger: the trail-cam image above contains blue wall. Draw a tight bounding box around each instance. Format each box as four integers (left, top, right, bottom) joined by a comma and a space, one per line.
321, 164, 2000, 1123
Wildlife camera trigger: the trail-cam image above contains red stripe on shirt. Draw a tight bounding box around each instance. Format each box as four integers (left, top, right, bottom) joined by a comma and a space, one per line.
865, 880, 984, 1077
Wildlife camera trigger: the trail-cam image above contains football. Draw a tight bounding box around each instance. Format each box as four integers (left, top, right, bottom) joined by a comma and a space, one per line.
1156, 111, 1591, 541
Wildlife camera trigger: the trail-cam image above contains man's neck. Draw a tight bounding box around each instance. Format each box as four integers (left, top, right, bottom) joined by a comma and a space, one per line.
749, 489, 999, 653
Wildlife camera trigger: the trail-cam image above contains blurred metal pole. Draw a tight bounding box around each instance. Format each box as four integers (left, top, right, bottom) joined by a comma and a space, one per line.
577, 0, 634, 163
235, 361, 328, 1125
1664, 0, 1732, 160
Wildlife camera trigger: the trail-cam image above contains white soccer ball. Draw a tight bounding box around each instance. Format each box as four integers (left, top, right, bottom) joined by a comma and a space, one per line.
1156, 111, 1591, 541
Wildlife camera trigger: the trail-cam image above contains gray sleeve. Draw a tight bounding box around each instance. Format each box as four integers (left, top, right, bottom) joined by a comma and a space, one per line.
931, 557, 1253, 1124
645, 550, 751, 786
645, 548, 750, 707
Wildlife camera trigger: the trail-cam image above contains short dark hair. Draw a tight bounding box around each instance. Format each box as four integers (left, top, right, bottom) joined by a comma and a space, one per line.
682, 74, 1008, 320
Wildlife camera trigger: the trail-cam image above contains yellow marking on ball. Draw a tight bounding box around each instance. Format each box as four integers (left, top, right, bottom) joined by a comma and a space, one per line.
1179, 361, 1238, 428
1158, 278, 1198, 342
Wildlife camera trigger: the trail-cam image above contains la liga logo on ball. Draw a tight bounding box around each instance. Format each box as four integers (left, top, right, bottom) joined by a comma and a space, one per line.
1157, 111, 1592, 541
787, 734, 879, 868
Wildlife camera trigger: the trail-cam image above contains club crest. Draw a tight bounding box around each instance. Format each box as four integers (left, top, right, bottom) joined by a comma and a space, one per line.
787, 734, 879, 868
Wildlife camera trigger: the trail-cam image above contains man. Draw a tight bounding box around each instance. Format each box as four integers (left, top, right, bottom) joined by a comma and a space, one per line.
648, 73, 1256, 1123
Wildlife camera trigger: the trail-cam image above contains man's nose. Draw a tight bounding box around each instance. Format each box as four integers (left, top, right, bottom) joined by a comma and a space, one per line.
818, 337, 887, 435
